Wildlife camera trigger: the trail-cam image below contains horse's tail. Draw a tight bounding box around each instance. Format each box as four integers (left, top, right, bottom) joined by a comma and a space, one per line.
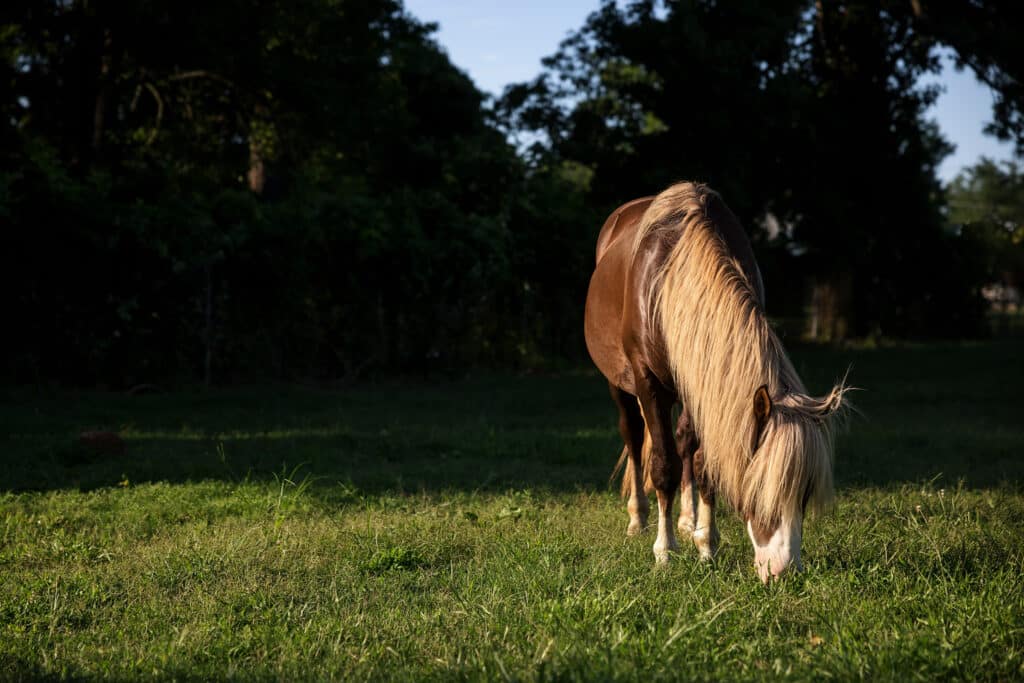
611, 420, 654, 498
611, 445, 630, 496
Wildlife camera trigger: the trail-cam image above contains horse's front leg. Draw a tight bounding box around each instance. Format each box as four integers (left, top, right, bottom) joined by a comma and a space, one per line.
692, 447, 720, 560
635, 369, 682, 564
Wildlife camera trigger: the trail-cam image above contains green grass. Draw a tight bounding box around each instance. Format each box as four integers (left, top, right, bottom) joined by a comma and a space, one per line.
2, 341, 1023, 681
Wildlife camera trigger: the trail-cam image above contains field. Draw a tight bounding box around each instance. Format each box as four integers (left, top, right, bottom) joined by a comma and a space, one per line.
2, 342, 1023, 681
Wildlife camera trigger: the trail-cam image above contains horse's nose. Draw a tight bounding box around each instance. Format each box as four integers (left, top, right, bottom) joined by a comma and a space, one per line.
755, 559, 782, 583
756, 557, 799, 583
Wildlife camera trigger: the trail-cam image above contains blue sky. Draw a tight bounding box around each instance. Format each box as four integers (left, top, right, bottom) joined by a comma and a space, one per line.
404, 0, 1016, 184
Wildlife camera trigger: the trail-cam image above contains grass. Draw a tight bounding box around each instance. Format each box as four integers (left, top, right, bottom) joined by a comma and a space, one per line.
1, 341, 1023, 681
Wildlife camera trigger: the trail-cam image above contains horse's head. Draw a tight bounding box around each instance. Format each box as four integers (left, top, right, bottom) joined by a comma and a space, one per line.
741, 383, 847, 583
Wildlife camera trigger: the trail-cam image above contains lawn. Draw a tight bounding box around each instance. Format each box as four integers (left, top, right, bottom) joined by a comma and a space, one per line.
1, 342, 1023, 681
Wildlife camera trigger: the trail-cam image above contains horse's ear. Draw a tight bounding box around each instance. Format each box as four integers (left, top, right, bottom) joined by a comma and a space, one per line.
752, 384, 772, 446
753, 384, 772, 421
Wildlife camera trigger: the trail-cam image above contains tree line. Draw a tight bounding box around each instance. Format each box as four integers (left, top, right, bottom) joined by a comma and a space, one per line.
2, 0, 1022, 386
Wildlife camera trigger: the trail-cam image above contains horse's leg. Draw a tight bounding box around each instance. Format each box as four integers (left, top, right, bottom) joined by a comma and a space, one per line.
610, 383, 647, 536
692, 446, 720, 561
635, 369, 682, 564
675, 410, 697, 537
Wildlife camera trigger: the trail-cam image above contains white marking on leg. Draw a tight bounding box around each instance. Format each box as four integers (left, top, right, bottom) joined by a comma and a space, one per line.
692, 495, 719, 561
626, 436, 649, 535
626, 481, 648, 536
652, 490, 679, 564
677, 479, 696, 535
626, 412, 652, 536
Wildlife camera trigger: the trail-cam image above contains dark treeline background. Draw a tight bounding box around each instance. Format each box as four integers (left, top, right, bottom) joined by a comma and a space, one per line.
3, 0, 1023, 386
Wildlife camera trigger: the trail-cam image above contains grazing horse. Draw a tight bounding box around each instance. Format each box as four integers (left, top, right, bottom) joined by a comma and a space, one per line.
584, 182, 848, 583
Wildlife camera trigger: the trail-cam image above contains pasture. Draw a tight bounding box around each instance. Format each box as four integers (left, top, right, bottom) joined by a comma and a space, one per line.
2, 342, 1023, 681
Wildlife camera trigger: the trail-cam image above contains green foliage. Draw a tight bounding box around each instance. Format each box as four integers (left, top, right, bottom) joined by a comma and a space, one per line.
3, 1, 1024, 385
0, 0, 553, 384
0, 343, 1023, 680
910, 1, 1024, 155
497, 0, 1021, 339
949, 158, 1024, 278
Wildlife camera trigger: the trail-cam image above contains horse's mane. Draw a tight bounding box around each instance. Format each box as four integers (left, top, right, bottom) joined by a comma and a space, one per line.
632, 182, 846, 526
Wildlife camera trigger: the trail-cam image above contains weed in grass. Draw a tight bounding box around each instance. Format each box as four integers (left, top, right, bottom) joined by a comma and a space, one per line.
362, 547, 428, 574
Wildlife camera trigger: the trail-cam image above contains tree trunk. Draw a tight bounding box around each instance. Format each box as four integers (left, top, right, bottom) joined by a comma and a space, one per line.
203, 263, 214, 386
91, 26, 116, 161
247, 106, 272, 195
247, 141, 266, 194
806, 273, 852, 342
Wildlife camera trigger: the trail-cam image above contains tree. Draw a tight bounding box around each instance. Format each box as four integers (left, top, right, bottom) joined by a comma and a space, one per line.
786, 1, 963, 338
907, 0, 1024, 156
948, 158, 1024, 320
497, 0, 809, 220
1, 0, 527, 384
498, 0, 993, 339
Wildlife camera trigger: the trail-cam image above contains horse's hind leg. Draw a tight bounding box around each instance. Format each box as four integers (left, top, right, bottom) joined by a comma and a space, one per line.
634, 369, 682, 564
675, 410, 697, 537
610, 384, 648, 536
692, 447, 720, 560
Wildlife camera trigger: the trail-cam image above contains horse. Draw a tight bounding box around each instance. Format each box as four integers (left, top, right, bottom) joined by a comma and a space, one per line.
584, 181, 848, 583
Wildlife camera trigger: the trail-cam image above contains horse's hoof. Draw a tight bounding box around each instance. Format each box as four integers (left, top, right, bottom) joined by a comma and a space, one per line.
653, 539, 679, 564
677, 518, 695, 535
626, 513, 648, 536
692, 528, 719, 561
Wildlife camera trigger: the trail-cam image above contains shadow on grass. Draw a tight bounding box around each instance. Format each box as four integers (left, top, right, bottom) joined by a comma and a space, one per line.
1, 371, 626, 498
2, 341, 1022, 498
4, 429, 626, 498
0, 660, 250, 683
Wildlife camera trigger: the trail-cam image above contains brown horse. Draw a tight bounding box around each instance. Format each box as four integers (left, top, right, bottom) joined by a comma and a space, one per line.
584, 182, 848, 582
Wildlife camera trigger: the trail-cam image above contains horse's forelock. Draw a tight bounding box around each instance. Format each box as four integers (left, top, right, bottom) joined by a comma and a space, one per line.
742, 403, 838, 528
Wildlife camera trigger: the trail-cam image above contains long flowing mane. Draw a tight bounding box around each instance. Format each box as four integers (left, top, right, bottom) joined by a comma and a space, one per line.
632, 182, 846, 527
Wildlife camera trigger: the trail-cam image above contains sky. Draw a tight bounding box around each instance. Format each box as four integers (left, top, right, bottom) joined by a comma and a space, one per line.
403, 0, 1017, 184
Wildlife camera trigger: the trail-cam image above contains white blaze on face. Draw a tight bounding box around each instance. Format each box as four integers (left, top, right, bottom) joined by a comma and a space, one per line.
747, 514, 803, 584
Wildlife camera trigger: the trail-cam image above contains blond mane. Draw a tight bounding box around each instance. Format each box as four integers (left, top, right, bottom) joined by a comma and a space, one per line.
632, 182, 847, 527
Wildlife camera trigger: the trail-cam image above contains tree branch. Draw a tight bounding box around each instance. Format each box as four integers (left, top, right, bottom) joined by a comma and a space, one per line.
143, 82, 163, 146
168, 70, 236, 88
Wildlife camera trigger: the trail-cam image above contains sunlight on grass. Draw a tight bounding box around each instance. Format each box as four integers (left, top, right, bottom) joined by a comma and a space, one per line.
1, 343, 1022, 680
3, 480, 1021, 681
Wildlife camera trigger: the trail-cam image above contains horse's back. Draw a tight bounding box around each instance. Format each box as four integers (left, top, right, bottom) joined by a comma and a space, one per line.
595, 197, 654, 264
